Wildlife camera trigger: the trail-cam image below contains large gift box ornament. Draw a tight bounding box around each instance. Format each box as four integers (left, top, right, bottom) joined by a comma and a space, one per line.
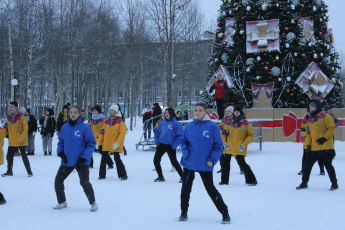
295, 62, 334, 101
299, 17, 316, 44
251, 83, 274, 108
246, 19, 280, 54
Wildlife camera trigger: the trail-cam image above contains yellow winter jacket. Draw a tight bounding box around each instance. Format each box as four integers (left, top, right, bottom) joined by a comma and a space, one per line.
305, 112, 335, 151
89, 118, 105, 142
300, 116, 309, 150
97, 117, 126, 153
220, 117, 254, 157
0, 127, 4, 164
3, 112, 28, 147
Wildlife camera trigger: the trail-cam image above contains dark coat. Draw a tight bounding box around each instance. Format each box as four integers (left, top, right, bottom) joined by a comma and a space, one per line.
57, 112, 68, 132
40, 116, 56, 137
27, 114, 37, 134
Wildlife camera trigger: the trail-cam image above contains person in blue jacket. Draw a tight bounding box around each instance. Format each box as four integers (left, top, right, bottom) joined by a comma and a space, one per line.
153, 108, 184, 182
179, 103, 230, 224
53, 105, 98, 212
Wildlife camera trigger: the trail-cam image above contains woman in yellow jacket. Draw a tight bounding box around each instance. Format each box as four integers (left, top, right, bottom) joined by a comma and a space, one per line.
296, 99, 337, 191
0, 126, 6, 204
1, 101, 33, 177
97, 104, 127, 180
220, 106, 257, 186
88, 105, 114, 168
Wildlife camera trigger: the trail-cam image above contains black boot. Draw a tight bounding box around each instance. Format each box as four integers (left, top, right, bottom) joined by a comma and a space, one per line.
296, 182, 308, 190
222, 211, 231, 224
330, 182, 338, 191
1, 171, 13, 177
154, 176, 165, 182
44, 151, 47, 156
179, 210, 188, 221
49, 152, 52, 155
31, 151, 35, 155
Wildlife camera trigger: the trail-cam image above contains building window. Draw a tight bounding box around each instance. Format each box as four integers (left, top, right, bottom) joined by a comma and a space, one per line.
194, 90, 200, 97
119, 91, 123, 98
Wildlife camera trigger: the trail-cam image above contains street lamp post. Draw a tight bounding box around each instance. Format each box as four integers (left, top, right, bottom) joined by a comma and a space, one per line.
11, 78, 18, 101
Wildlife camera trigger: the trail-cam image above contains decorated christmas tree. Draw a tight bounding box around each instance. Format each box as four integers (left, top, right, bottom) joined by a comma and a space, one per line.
205, 0, 344, 108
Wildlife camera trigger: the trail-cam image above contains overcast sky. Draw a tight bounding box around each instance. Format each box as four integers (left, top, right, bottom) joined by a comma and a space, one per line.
198, 0, 345, 54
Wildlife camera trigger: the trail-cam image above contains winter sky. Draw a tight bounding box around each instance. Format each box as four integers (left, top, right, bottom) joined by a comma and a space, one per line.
199, 0, 345, 55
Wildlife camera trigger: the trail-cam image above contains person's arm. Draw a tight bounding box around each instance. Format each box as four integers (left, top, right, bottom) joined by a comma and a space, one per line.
33, 116, 38, 132
224, 81, 229, 94
321, 114, 336, 140
207, 124, 223, 165
57, 127, 64, 155
154, 122, 162, 145
300, 122, 307, 137
219, 121, 228, 143
180, 127, 190, 159
96, 123, 106, 145
17, 116, 28, 144
172, 122, 183, 149
115, 122, 126, 147
242, 123, 255, 146
208, 83, 215, 93
2, 122, 8, 137
332, 114, 340, 128
80, 125, 96, 160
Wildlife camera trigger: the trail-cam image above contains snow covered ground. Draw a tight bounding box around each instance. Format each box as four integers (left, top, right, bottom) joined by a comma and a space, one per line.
1, 117, 345, 230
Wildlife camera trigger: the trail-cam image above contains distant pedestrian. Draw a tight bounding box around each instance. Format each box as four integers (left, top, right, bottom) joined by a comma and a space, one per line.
208, 74, 229, 120
142, 104, 153, 140
25, 109, 37, 156
57, 105, 69, 134
40, 109, 56, 156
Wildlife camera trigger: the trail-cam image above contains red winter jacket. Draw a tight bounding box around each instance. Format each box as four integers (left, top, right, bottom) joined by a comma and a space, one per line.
209, 80, 229, 99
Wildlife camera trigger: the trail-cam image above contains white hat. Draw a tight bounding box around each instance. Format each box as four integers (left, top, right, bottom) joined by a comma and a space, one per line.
19, 107, 26, 114
109, 104, 122, 117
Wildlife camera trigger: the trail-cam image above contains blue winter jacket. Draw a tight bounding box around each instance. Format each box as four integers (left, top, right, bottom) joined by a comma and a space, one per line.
154, 117, 183, 149
180, 115, 223, 171
57, 118, 96, 167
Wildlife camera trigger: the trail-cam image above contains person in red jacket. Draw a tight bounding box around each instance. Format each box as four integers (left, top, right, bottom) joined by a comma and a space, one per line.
208, 74, 229, 120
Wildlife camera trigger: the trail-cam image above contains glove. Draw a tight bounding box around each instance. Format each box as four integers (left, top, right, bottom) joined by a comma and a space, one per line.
58, 152, 68, 164
316, 137, 327, 145
223, 143, 230, 150
95, 143, 100, 150
32, 132, 36, 136
113, 142, 120, 150
239, 144, 245, 152
77, 158, 87, 167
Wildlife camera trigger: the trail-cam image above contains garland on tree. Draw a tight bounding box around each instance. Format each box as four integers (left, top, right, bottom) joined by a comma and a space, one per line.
203, 0, 343, 108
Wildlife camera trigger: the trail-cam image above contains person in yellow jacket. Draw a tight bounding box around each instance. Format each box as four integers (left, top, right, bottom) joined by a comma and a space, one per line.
96, 104, 127, 180
0, 126, 6, 204
296, 99, 338, 191
298, 110, 324, 175
1, 101, 33, 177
88, 105, 114, 169
219, 106, 257, 186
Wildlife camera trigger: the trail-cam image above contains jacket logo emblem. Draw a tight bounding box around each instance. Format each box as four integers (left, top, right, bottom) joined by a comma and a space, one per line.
168, 125, 173, 130
75, 131, 81, 137
203, 131, 211, 138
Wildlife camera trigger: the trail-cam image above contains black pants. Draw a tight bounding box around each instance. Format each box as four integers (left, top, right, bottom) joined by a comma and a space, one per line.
220, 154, 246, 184
90, 146, 114, 168
301, 149, 324, 173
226, 155, 257, 184
302, 150, 337, 184
0, 192, 5, 202
6, 146, 32, 173
153, 144, 183, 178
54, 165, 95, 204
180, 168, 228, 214
215, 99, 225, 120
143, 121, 152, 140
99, 151, 127, 178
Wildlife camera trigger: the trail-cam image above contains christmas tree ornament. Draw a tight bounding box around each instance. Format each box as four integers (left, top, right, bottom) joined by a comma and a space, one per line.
287, 90, 290, 93
291, 5, 295, 10
294, 52, 298, 57
320, 53, 323, 57
286, 32, 296, 42
246, 58, 255, 66
326, 66, 330, 70
287, 77, 291, 81
313, 6, 316, 11
256, 76, 261, 80
222, 53, 229, 63
229, 10, 232, 14
223, 0, 226, 3
302, 54, 307, 59
319, 18, 323, 22
295, 62, 334, 101
246, 6, 251, 11
235, 7, 238, 11
318, 32, 323, 37
285, 27, 289, 32
334, 59, 337, 63
264, 67, 269, 72
332, 78, 336, 83
246, 20, 280, 54
217, 22, 221, 27
321, 8, 324, 11
285, 43, 290, 48
262, 4, 267, 11
313, 53, 318, 59
225, 46, 229, 49
291, 19, 295, 24
276, 3, 279, 7
218, 33, 224, 38
213, 47, 216, 51
300, 4, 304, 8
275, 55, 279, 61
228, 0, 231, 2
246, 67, 251, 72
271, 66, 281, 76
278, 78, 282, 81
215, 58, 218, 62
257, 56, 261, 61
240, 30, 244, 34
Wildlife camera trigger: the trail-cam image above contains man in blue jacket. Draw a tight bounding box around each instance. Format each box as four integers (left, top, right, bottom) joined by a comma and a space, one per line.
153, 108, 184, 182
179, 103, 230, 224
53, 105, 97, 212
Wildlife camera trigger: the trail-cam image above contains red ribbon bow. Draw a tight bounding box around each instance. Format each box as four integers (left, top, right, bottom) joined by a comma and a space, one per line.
282, 112, 303, 143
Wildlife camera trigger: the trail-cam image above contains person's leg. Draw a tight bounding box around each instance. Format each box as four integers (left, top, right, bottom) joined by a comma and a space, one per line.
18, 146, 32, 174
301, 151, 318, 183
76, 165, 96, 204
0, 192, 6, 204
301, 149, 308, 173
199, 171, 228, 214
166, 147, 183, 178
180, 168, 195, 213
42, 135, 47, 153
114, 152, 127, 179
99, 151, 109, 178
47, 133, 53, 154
234, 156, 244, 174
90, 156, 94, 168
217, 154, 224, 173
5, 147, 16, 173
319, 150, 337, 184
143, 122, 147, 140
54, 166, 74, 204
236, 155, 257, 184
220, 154, 231, 184
153, 145, 165, 178
148, 121, 152, 139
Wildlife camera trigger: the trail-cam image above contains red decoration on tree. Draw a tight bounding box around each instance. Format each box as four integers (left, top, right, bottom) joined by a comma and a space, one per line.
326, 66, 330, 70
302, 54, 307, 59
285, 27, 289, 32
286, 90, 290, 94
225, 46, 229, 50
319, 32, 323, 37
241, 17, 245, 21
217, 22, 221, 27
300, 5, 304, 8
264, 67, 269, 72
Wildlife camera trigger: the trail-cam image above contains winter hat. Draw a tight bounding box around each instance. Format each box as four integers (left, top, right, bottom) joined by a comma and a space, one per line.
308, 99, 322, 116
93, 105, 102, 114
324, 104, 332, 111
109, 104, 121, 117
233, 106, 243, 115
225, 106, 234, 113
19, 107, 26, 114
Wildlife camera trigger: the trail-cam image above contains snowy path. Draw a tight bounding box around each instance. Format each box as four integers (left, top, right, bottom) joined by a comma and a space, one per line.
1, 118, 345, 230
